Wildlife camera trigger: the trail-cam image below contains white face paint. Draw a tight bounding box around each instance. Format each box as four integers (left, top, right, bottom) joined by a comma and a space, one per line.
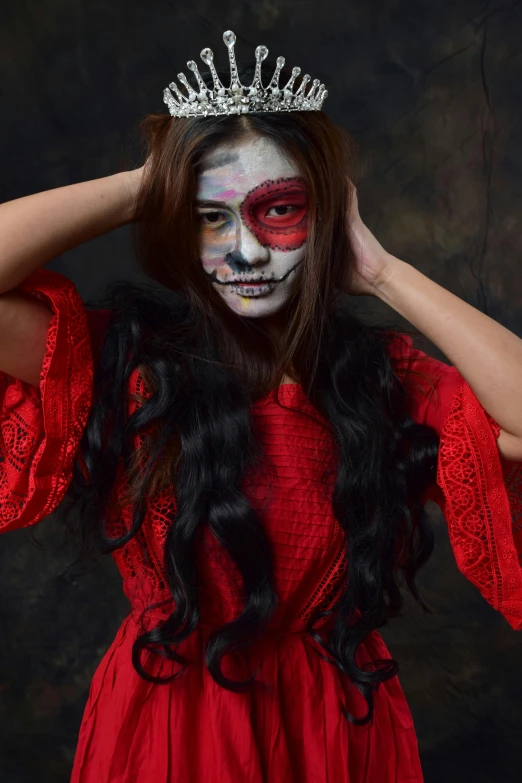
195, 136, 309, 318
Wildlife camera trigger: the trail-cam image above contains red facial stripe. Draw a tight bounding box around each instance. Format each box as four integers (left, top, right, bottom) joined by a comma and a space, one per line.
239, 177, 309, 251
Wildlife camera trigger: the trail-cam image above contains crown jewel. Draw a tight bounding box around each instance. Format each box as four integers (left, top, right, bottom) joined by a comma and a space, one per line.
163, 30, 328, 118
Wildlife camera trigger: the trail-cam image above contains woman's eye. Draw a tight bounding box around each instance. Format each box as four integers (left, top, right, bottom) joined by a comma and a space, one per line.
266, 205, 296, 217
199, 211, 227, 226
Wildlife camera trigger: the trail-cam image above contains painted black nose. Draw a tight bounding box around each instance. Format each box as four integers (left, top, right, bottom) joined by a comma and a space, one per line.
225, 250, 256, 270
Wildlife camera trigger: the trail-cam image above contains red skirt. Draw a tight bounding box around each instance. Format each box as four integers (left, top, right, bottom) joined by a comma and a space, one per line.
71, 612, 423, 782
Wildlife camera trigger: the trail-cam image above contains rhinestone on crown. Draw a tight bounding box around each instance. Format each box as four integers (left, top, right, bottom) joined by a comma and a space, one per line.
163, 30, 328, 118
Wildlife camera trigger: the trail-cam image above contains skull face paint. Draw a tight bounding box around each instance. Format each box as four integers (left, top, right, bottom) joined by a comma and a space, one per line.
240, 178, 308, 251
195, 136, 309, 317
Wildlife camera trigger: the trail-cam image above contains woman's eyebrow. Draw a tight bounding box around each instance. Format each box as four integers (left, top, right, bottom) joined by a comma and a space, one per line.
194, 199, 230, 207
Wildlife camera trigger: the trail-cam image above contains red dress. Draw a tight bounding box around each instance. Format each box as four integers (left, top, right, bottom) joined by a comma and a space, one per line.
1, 268, 521, 783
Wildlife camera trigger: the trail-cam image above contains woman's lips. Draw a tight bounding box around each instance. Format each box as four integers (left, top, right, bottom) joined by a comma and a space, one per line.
229, 280, 278, 296
231, 280, 274, 285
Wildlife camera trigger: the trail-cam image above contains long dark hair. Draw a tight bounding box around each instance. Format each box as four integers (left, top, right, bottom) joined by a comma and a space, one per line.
60, 63, 440, 726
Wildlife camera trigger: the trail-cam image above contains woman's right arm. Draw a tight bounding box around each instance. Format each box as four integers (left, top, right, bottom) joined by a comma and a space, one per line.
0, 168, 143, 385
0, 168, 145, 528
0, 168, 143, 294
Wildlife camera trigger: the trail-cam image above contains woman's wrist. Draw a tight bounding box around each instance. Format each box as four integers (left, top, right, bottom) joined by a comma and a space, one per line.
117, 167, 144, 224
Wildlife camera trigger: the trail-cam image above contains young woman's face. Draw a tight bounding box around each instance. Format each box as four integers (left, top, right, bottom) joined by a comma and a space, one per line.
195, 135, 308, 318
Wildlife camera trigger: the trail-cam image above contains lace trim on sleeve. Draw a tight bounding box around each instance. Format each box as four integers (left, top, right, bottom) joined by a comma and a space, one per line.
436, 380, 522, 630
0, 268, 93, 530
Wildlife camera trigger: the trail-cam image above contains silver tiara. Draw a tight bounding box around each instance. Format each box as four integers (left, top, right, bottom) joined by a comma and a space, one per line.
163, 30, 328, 118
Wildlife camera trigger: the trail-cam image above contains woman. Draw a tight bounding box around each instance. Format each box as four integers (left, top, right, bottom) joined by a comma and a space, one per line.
1, 29, 521, 783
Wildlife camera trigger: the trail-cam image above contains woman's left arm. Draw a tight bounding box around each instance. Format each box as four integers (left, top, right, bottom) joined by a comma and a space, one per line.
373, 258, 522, 461
345, 180, 522, 461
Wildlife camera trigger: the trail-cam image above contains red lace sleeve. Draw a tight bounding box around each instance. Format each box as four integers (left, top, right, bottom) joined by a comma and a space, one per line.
0, 267, 94, 532
389, 332, 522, 630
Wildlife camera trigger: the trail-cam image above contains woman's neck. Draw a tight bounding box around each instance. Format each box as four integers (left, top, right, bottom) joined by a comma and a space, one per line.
256, 309, 299, 386
259, 311, 286, 344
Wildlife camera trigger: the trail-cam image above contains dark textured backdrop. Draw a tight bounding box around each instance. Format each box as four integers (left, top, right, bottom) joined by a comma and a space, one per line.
1, 1, 522, 781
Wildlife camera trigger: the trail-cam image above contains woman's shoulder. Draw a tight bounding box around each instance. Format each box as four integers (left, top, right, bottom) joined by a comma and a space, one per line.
382, 329, 415, 358
84, 308, 113, 366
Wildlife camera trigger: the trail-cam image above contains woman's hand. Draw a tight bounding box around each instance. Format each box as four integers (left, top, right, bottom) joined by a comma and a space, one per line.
344, 178, 396, 296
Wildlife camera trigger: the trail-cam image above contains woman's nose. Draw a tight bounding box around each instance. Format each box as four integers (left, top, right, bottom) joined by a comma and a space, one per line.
235, 220, 270, 265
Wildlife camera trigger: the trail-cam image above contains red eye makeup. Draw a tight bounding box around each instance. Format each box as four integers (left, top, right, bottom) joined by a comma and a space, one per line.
239, 177, 309, 251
